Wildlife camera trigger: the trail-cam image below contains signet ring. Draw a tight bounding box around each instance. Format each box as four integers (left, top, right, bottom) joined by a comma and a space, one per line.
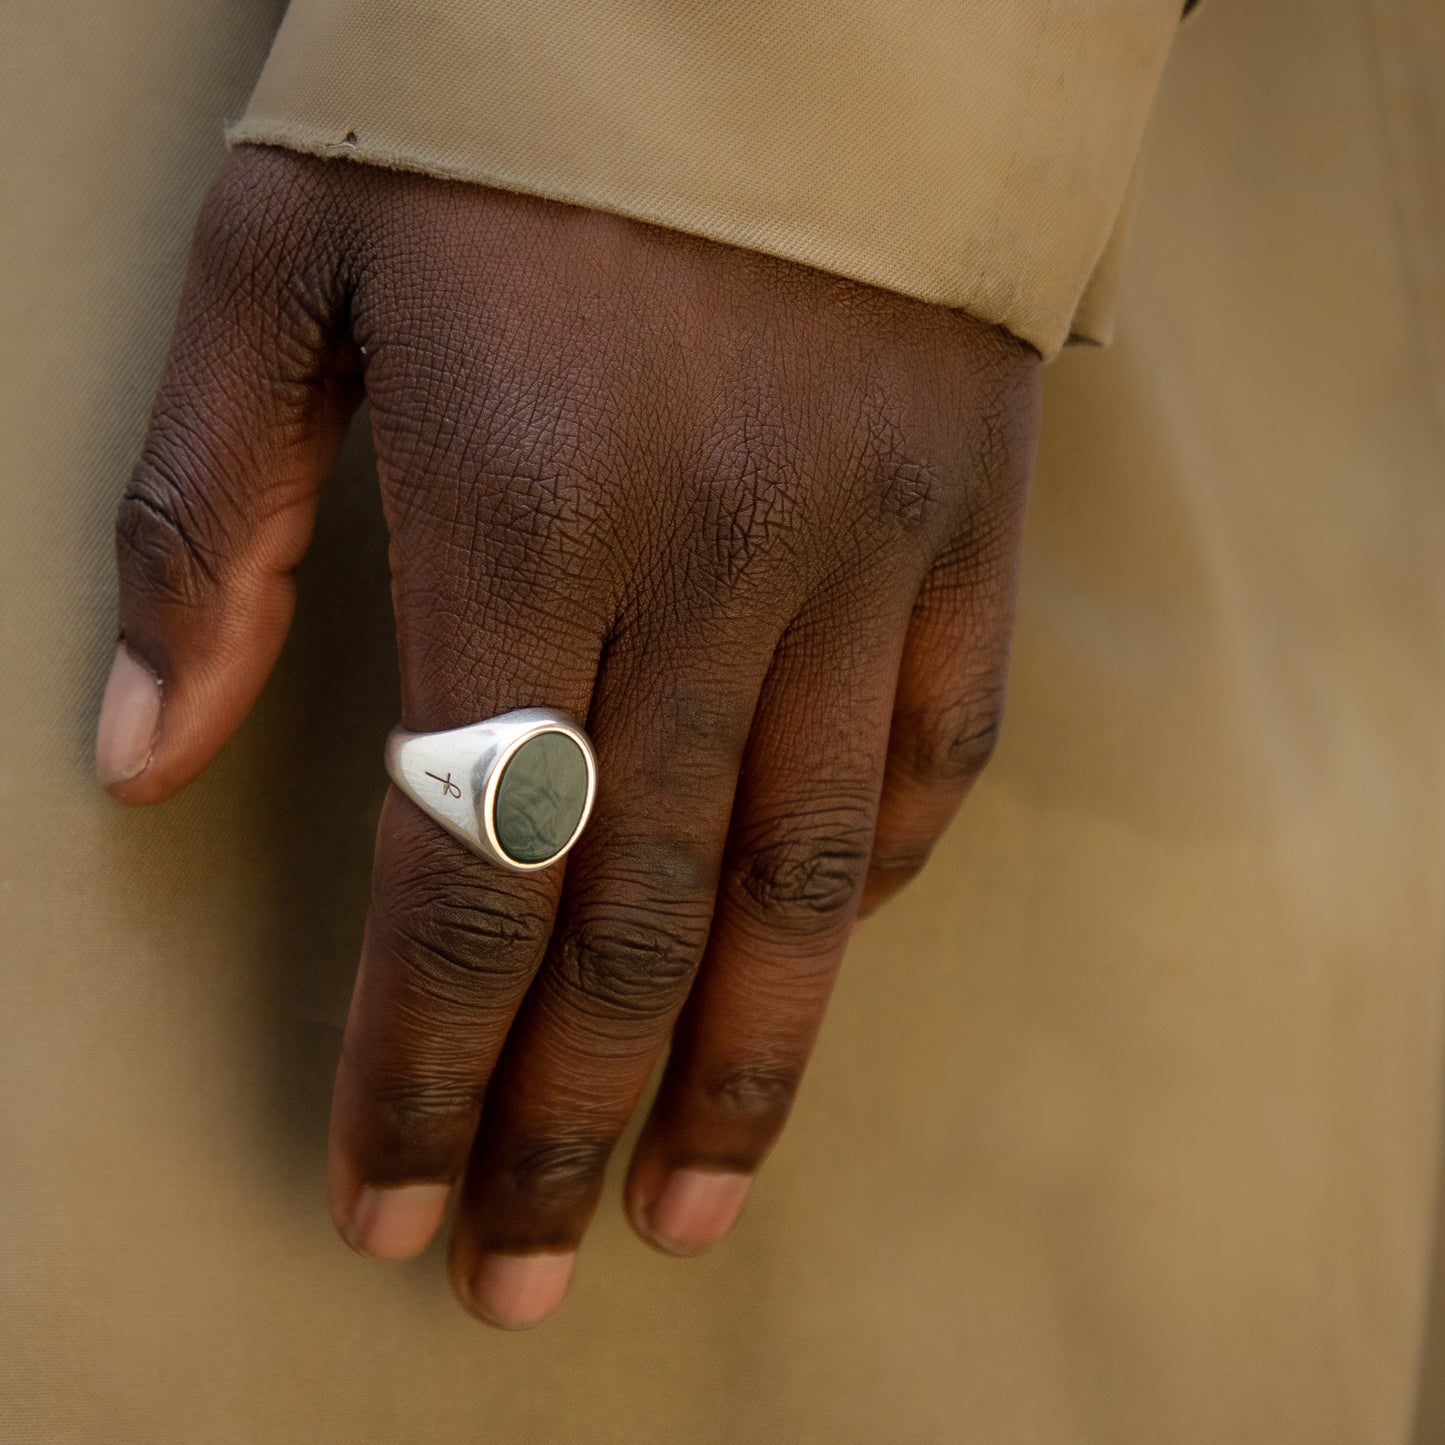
385, 708, 598, 872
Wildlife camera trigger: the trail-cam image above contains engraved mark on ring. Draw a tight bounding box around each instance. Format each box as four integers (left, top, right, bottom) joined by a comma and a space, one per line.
426, 770, 463, 799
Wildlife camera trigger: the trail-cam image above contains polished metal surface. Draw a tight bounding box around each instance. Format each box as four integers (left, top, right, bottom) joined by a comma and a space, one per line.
385, 707, 598, 871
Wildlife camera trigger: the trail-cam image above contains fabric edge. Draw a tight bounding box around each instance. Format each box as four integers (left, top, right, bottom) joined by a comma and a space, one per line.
227, 124, 1079, 359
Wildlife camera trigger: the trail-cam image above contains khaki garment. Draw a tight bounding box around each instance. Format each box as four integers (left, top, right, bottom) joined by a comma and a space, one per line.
232, 0, 1182, 357
3, 1, 1445, 1443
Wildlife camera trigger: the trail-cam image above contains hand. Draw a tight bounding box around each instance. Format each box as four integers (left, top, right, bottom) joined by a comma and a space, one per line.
98, 146, 1039, 1328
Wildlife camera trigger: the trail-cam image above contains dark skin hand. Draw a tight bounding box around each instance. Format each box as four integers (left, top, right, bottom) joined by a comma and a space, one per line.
98, 145, 1040, 1328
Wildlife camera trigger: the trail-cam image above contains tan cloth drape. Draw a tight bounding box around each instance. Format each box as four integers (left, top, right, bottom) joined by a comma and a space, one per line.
3, 0, 1445, 1441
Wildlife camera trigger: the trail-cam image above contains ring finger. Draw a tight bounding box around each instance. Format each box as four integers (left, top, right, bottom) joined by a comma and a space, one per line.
624, 579, 916, 1256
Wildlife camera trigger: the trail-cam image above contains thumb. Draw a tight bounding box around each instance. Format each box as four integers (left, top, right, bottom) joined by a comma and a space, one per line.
97, 151, 360, 803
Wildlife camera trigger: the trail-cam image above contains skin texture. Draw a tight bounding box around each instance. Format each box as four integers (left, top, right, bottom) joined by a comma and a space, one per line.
103, 145, 1041, 1326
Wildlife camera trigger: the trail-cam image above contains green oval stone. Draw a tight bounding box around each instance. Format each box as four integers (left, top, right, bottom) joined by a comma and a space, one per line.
492, 731, 590, 864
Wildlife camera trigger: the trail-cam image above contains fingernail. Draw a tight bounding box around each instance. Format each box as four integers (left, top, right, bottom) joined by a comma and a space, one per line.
465, 1252, 575, 1330
645, 1169, 752, 1256
345, 1183, 451, 1261
95, 645, 161, 788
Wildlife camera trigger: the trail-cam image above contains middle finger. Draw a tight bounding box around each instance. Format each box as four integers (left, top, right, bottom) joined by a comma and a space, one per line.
447, 613, 779, 1326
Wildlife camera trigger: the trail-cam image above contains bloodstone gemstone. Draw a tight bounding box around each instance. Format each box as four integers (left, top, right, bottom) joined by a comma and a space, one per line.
491, 731, 590, 865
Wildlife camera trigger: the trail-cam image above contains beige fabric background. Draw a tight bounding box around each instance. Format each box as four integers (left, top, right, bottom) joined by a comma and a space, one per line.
2, 1, 1445, 1441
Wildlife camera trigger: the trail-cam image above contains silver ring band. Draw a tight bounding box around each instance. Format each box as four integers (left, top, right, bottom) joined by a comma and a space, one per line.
385, 707, 598, 872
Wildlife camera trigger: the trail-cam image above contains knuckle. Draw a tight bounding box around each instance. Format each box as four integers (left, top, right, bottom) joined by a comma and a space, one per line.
508, 1131, 613, 1204
705, 1060, 800, 1125
378, 871, 551, 1012
867, 837, 936, 880
689, 408, 809, 594
903, 693, 1006, 788
341, 1057, 481, 1176
370, 1073, 482, 1146
855, 391, 949, 541
115, 453, 224, 608
876, 455, 945, 535
552, 901, 708, 1024
705, 473, 799, 591
727, 804, 873, 936
650, 696, 753, 782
